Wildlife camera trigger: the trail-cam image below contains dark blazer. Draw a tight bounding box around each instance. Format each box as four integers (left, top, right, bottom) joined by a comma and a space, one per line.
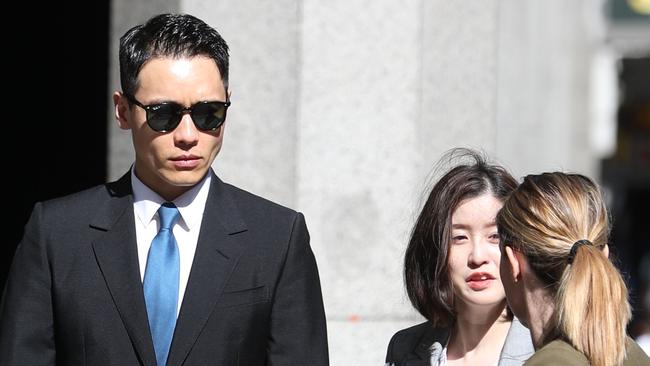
0, 172, 329, 365
385, 318, 533, 366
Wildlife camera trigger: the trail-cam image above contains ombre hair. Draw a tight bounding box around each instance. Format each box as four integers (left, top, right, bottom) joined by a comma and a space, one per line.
497, 172, 631, 366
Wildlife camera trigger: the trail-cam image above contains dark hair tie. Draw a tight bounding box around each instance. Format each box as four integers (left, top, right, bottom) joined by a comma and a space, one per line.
568, 239, 592, 264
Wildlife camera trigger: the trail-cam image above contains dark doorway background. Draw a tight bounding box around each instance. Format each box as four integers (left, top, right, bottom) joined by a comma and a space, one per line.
3, 2, 110, 290
602, 56, 650, 337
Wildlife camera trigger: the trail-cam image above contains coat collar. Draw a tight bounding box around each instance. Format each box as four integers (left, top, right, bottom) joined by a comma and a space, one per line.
497, 317, 534, 366
401, 317, 533, 366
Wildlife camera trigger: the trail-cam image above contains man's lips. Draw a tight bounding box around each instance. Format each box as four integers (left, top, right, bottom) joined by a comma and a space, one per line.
170, 155, 201, 168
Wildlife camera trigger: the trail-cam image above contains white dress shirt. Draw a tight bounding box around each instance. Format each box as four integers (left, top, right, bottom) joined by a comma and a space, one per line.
131, 168, 211, 315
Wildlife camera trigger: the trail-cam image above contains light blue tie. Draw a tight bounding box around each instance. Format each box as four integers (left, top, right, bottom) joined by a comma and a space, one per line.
143, 202, 180, 366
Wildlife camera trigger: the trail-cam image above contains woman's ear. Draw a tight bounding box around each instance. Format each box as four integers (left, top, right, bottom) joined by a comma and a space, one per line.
602, 243, 609, 259
504, 246, 522, 283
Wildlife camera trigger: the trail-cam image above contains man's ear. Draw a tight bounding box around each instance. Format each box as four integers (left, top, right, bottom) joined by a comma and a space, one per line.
504, 246, 522, 283
113, 91, 131, 130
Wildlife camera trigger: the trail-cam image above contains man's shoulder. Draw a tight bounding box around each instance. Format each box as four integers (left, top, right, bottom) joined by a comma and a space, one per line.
21, 182, 117, 241
40, 171, 131, 212
39, 183, 113, 212
219, 180, 298, 218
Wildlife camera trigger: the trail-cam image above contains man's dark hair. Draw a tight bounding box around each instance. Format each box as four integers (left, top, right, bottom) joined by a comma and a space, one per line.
404, 148, 517, 326
119, 13, 229, 97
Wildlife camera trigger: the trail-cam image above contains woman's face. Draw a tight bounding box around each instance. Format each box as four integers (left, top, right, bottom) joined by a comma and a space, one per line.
448, 193, 507, 310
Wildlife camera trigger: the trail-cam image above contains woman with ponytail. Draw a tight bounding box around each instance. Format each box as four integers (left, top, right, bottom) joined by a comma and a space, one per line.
496, 172, 649, 366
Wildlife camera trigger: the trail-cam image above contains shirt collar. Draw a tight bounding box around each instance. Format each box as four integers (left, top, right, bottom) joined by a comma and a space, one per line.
131, 167, 212, 230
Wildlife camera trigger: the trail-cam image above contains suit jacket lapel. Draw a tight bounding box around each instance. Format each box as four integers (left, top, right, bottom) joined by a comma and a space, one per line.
91, 173, 157, 366
167, 173, 248, 365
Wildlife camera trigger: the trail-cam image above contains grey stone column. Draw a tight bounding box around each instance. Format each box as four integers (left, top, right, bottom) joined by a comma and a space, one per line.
495, 0, 601, 179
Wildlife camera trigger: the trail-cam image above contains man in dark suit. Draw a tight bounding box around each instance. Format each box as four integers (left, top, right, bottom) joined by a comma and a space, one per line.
0, 13, 328, 365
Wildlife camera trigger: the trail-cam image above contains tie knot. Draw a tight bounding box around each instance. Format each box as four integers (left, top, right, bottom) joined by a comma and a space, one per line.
158, 202, 180, 230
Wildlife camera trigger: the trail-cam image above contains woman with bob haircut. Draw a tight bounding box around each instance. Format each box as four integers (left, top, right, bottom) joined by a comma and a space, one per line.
385, 149, 534, 366
497, 172, 649, 366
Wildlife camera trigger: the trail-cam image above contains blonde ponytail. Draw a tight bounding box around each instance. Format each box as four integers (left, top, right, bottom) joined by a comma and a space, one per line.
496, 172, 632, 366
557, 243, 631, 366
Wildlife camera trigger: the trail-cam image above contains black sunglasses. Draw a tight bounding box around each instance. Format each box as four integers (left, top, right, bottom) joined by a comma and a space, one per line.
125, 94, 231, 132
